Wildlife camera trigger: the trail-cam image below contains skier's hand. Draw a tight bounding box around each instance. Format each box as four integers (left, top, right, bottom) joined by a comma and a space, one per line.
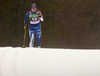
38, 17, 41, 20
38, 13, 41, 17
38, 13, 41, 20
24, 25, 27, 30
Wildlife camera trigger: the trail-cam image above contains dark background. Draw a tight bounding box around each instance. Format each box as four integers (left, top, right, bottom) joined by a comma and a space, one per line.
0, 0, 100, 49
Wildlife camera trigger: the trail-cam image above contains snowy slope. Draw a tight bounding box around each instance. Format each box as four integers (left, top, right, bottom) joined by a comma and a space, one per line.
0, 47, 100, 76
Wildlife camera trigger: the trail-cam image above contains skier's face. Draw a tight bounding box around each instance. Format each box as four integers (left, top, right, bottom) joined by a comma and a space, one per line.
32, 8, 37, 12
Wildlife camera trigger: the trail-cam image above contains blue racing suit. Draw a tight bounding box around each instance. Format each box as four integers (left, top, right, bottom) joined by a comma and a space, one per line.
24, 10, 44, 47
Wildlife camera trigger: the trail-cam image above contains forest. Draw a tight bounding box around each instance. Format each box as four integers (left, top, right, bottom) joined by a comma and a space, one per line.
0, 0, 100, 49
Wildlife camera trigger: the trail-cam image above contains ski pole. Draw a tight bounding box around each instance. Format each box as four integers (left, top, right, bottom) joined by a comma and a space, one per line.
40, 24, 43, 44
41, 31, 43, 43
23, 29, 27, 48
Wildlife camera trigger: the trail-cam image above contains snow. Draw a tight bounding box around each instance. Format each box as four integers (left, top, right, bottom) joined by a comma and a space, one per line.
0, 47, 100, 76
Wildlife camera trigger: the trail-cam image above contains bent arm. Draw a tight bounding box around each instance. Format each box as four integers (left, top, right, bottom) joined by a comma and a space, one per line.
39, 11, 44, 22
24, 12, 29, 25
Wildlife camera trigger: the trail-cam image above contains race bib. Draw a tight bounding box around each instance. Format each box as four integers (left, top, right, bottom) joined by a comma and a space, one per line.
31, 18, 38, 22
29, 14, 39, 18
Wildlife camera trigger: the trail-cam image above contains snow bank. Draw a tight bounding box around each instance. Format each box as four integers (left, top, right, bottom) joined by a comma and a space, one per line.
0, 47, 100, 76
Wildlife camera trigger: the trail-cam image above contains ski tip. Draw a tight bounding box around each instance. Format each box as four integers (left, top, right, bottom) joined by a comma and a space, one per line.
23, 45, 25, 48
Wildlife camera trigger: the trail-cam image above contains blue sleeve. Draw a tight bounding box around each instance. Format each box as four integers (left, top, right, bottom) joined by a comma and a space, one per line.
24, 12, 29, 25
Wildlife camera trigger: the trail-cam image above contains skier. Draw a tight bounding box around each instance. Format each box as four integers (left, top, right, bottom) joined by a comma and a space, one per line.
24, 3, 44, 48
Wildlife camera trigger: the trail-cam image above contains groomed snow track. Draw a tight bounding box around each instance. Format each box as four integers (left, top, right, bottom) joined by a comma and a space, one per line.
0, 47, 100, 76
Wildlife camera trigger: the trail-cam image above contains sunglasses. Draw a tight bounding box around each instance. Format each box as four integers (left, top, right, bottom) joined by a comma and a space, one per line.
32, 7, 36, 9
